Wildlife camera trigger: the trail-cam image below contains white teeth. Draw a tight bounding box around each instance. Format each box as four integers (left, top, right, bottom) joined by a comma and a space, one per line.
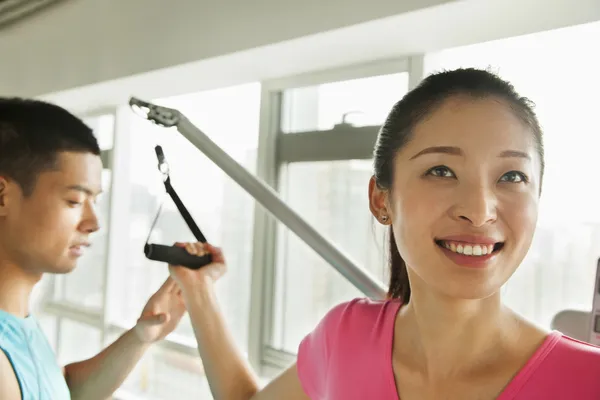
440, 241, 498, 257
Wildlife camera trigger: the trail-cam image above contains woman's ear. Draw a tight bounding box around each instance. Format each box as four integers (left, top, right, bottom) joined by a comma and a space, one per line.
368, 176, 391, 225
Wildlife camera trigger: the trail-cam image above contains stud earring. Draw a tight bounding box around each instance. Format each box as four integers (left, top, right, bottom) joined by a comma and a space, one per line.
380, 215, 389, 223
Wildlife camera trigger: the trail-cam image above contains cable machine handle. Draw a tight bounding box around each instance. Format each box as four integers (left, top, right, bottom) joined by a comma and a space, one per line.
144, 243, 212, 269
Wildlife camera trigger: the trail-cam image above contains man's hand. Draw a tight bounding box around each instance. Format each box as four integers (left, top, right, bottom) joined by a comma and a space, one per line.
63, 278, 186, 399
134, 277, 187, 343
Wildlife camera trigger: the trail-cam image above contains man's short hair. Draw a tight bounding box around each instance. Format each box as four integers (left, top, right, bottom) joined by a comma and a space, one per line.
0, 97, 100, 196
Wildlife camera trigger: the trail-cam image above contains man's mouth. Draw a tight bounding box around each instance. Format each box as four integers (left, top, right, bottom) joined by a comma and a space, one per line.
434, 240, 504, 257
68, 242, 90, 256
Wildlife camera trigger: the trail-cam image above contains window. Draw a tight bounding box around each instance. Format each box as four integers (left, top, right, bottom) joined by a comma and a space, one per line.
111, 337, 213, 399
272, 160, 388, 352
57, 320, 102, 365
32, 83, 262, 397
425, 21, 600, 328
265, 70, 410, 354
36, 314, 58, 352
281, 73, 409, 133
106, 83, 261, 396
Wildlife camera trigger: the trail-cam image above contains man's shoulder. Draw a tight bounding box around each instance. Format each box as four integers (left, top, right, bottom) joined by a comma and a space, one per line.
0, 313, 67, 399
0, 314, 57, 369
0, 313, 28, 349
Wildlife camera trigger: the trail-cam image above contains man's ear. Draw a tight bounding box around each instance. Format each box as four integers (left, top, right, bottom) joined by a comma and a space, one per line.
0, 177, 10, 216
368, 176, 392, 225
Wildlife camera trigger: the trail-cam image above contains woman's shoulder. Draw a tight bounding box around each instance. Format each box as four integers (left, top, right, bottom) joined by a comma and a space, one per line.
299, 297, 402, 353
297, 298, 401, 397
520, 330, 600, 374
512, 332, 600, 398
319, 297, 402, 331
553, 333, 600, 363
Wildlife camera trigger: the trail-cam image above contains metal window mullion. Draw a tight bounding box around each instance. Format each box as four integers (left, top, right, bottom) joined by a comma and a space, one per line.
97, 110, 118, 347
101, 106, 134, 346
262, 345, 296, 369
55, 316, 62, 358
276, 125, 380, 163
43, 301, 104, 330
100, 149, 112, 168
408, 54, 426, 90
248, 88, 282, 374
107, 323, 199, 358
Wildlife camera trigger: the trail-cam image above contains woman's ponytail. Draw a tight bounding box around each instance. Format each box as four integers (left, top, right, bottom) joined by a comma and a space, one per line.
387, 227, 410, 302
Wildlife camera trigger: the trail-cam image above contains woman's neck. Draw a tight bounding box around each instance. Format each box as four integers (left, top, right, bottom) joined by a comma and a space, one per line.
396, 289, 522, 380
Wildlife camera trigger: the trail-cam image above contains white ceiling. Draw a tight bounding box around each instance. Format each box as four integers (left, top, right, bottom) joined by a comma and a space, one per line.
1, 0, 599, 112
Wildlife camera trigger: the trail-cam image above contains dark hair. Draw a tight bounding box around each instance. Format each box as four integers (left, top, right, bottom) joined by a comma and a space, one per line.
0, 97, 100, 196
373, 68, 544, 302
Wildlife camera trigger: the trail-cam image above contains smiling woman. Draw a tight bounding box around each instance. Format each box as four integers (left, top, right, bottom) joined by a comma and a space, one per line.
168, 68, 600, 400
371, 70, 544, 303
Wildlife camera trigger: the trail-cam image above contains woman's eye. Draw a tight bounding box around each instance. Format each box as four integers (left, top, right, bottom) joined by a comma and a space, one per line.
426, 166, 455, 178
67, 200, 82, 207
499, 171, 529, 184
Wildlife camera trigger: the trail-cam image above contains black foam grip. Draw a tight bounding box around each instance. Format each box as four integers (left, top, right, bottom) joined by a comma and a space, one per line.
144, 243, 212, 270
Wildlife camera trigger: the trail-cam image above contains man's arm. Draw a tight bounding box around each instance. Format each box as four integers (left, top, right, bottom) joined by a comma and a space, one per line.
0, 349, 22, 400
63, 277, 186, 400
63, 328, 149, 400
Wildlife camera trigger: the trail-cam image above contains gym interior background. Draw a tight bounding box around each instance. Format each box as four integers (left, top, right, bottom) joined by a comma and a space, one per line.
2, 0, 600, 398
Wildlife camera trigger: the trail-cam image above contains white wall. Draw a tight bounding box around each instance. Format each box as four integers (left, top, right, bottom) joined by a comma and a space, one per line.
1, 0, 599, 112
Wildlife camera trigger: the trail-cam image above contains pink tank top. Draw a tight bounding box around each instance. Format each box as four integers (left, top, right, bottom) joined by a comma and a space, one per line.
297, 298, 600, 399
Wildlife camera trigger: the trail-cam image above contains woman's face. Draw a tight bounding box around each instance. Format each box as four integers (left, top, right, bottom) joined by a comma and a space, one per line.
380, 96, 541, 300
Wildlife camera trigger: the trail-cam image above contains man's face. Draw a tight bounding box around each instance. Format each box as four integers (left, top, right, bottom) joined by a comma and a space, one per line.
0, 151, 103, 275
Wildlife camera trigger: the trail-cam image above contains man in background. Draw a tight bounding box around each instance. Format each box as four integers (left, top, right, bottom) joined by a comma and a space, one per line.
0, 98, 186, 399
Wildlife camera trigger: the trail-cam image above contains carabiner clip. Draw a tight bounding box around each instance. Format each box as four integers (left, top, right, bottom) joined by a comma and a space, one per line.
155, 145, 170, 178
